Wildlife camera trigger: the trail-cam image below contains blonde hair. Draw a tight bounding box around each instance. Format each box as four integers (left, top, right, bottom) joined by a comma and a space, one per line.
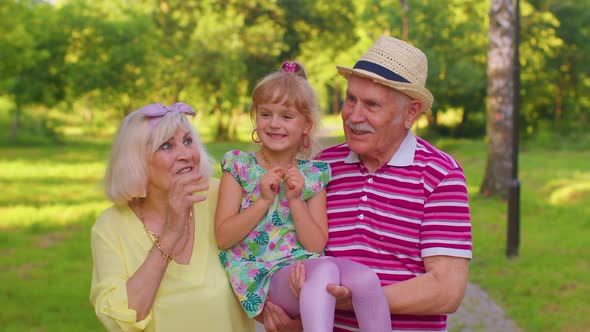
250, 61, 321, 158
104, 109, 212, 205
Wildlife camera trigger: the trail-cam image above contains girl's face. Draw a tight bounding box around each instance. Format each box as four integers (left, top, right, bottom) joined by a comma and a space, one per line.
255, 100, 311, 155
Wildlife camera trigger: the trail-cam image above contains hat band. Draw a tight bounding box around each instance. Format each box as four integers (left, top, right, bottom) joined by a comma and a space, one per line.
353, 60, 410, 84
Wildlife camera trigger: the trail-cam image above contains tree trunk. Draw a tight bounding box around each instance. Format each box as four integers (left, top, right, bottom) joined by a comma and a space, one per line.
10, 102, 21, 139
555, 83, 562, 128
332, 84, 341, 115
456, 107, 469, 137
400, 0, 409, 41
85, 97, 93, 124
214, 105, 229, 141
228, 107, 242, 141
480, 0, 515, 199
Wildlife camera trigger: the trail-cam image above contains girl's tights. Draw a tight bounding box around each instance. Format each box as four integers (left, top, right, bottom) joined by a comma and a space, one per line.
268, 257, 391, 332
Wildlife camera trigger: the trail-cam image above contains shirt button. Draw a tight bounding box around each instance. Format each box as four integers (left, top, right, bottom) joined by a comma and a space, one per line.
368, 178, 374, 184
359, 214, 364, 220
362, 195, 368, 201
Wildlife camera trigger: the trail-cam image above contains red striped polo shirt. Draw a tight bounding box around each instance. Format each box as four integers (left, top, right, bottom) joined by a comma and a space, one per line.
316, 131, 472, 332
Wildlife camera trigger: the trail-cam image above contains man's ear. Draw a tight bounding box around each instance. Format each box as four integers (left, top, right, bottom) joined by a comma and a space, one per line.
405, 100, 423, 129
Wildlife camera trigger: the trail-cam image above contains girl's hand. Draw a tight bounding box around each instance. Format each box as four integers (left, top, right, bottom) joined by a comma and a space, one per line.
283, 167, 304, 201
166, 170, 209, 237
289, 261, 306, 299
260, 170, 283, 202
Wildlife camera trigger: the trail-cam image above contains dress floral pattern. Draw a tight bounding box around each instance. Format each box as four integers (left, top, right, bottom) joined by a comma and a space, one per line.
219, 150, 331, 318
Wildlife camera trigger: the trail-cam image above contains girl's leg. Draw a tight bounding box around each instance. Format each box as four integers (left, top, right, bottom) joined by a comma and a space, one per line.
267, 264, 300, 318
268, 258, 340, 332
329, 257, 392, 331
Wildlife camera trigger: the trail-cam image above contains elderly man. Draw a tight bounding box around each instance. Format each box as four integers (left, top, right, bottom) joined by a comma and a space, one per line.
263, 36, 472, 332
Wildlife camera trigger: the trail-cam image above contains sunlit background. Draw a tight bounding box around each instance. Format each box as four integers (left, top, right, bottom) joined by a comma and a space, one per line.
0, 1, 588, 331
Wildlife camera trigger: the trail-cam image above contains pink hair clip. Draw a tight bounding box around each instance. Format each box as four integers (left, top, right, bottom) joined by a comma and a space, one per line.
282, 61, 297, 73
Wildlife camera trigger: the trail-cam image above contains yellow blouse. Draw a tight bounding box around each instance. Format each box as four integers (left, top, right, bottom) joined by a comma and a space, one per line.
90, 179, 253, 332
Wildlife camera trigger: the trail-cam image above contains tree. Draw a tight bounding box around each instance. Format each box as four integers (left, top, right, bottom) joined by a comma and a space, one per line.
60, 0, 156, 118
186, 0, 287, 141
283, 0, 357, 115
535, 0, 590, 132
0, 1, 68, 139
480, 0, 516, 198
411, 0, 489, 136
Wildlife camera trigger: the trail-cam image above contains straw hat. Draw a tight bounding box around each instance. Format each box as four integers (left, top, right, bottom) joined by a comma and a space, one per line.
337, 36, 434, 111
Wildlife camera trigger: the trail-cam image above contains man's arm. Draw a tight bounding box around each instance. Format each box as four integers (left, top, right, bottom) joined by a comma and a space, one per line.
384, 255, 469, 314
327, 255, 469, 315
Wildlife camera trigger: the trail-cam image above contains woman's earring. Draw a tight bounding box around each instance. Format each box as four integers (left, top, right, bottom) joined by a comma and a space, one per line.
251, 129, 261, 143
302, 134, 310, 149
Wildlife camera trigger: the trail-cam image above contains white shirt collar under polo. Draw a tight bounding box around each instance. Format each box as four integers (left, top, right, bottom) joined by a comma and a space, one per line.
344, 130, 417, 167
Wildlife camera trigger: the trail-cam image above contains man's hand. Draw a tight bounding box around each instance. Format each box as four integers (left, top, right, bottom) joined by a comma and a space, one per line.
326, 284, 353, 310
289, 261, 353, 311
262, 301, 302, 332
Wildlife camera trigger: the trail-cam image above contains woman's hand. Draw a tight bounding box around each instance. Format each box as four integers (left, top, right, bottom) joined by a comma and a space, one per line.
165, 170, 209, 238
283, 167, 304, 201
260, 169, 283, 202
262, 300, 302, 332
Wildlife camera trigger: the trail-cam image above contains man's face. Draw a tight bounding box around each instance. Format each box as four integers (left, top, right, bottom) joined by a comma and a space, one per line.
341, 76, 415, 166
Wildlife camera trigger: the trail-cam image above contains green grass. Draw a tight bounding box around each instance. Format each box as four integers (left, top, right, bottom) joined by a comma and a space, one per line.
0, 130, 588, 331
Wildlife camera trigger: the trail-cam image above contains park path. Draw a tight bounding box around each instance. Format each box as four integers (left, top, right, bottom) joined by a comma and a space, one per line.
447, 282, 521, 332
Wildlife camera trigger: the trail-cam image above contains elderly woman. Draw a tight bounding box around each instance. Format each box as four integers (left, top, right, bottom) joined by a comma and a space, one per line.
90, 103, 253, 332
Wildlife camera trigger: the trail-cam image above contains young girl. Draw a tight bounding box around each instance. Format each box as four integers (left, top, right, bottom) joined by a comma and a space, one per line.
215, 61, 391, 331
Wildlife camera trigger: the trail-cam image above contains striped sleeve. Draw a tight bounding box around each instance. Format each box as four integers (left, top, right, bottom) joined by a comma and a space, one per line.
421, 167, 472, 258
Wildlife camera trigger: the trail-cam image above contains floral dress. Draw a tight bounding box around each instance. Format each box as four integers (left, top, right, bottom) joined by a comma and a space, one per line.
218, 150, 331, 318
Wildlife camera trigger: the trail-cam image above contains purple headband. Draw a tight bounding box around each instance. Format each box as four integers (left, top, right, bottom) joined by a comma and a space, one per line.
139, 102, 196, 128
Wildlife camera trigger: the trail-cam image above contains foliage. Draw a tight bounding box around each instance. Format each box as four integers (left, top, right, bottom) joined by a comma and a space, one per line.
60, 0, 156, 114
0, 0, 587, 141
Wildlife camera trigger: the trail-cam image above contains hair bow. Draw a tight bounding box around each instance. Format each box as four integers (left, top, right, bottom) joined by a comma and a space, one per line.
139, 102, 196, 127
282, 61, 297, 73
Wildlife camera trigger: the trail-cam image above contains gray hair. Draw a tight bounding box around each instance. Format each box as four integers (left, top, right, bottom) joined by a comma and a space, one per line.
104, 110, 212, 205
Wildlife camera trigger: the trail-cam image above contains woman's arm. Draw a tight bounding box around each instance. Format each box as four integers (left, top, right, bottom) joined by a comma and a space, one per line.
125, 233, 179, 320
126, 169, 207, 319
90, 221, 172, 330
214, 171, 276, 249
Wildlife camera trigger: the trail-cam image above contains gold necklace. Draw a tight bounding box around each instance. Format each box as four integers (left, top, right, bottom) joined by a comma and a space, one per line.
259, 149, 296, 170
136, 201, 192, 262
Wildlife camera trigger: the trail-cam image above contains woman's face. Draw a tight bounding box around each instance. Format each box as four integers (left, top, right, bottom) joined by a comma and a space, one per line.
146, 128, 201, 195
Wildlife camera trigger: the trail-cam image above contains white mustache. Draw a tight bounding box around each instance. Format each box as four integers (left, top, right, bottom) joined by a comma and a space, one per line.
344, 119, 375, 133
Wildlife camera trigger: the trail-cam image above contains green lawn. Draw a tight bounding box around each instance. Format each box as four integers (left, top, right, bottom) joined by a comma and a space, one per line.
1, 132, 588, 331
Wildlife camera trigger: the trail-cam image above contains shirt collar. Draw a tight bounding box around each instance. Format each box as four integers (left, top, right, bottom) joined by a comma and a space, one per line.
344, 130, 417, 167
